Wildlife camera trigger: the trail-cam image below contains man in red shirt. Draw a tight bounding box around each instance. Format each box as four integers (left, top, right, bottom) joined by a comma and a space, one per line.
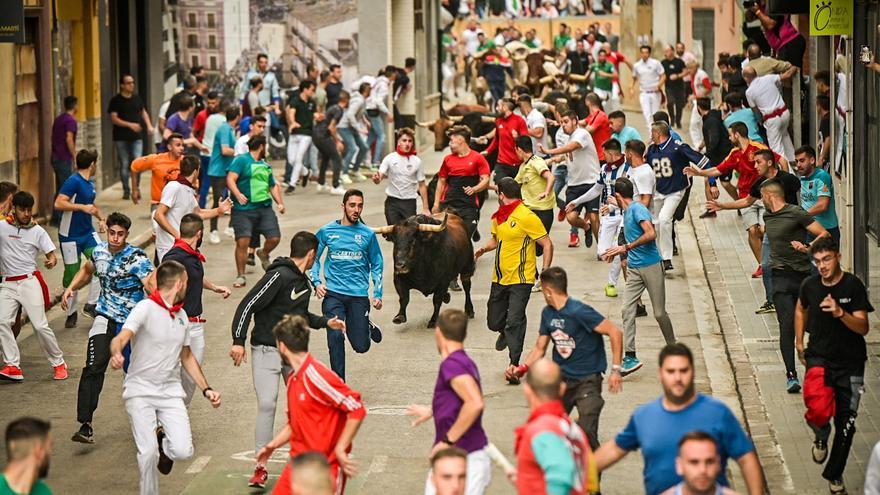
581, 93, 612, 163
433, 126, 492, 241
255, 315, 366, 495
484, 99, 529, 184
603, 42, 633, 112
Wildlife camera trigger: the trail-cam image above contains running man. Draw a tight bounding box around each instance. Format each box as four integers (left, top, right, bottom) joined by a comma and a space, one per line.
406, 309, 491, 495
254, 315, 366, 495
743, 65, 798, 161
373, 127, 431, 225
311, 190, 384, 380
484, 99, 529, 183
631, 45, 666, 136
63, 212, 155, 444
53, 149, 104, 328
0, 191, 66, 382
513, 136, 555, 290
433, 126, 492, 241
130, 133, 184, 208
660, 432, 742, 495
110, 260, 222, 495
230, 231, 345, 489
284, 79, 317, 195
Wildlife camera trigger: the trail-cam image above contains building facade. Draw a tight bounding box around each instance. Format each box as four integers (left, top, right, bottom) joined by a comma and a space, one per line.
175, 0, 250, 74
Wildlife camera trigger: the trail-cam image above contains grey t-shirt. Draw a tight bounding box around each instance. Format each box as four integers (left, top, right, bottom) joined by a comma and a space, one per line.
763, 203, 814, 273
315, 104, 344, 138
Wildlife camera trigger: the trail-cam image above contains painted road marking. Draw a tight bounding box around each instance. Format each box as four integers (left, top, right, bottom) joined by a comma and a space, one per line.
186, 456, 211, 474
366, 405, 408, 415
368, 455, 388, 474
231, 448, 290, 464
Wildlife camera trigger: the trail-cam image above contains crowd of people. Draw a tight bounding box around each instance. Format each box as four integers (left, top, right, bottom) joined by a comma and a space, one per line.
0, 12, 874, 495
441, 0, 621, 19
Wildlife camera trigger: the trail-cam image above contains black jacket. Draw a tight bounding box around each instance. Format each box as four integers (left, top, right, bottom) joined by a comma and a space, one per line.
231, 257, 328, 347
702, 109, 734, 166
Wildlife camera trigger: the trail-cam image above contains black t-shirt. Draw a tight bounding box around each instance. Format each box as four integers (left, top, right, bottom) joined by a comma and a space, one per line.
763, 203, 815, 272
568, 52, 589, 75
315, 104, 343, 138
325, 81, 343, 107
799, 272, 874, 364
726, 70, 748, 99
107, 93, 146, 142
749, 169, 800, 205
288, 93, 316, 135
819, 114, 831, 162
162, 246, 205, 317
661, 58, 686, 90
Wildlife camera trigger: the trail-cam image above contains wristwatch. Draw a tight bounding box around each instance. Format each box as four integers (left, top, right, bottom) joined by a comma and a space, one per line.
442, 434, 456, 445
202, 386, 214, 398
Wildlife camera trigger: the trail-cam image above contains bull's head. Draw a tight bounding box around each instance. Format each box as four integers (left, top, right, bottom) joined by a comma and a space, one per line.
417, 117, 461, 151
373, 214, 447, 275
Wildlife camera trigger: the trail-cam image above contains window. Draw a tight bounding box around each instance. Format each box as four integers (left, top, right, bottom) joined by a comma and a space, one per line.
337, 39, 353, 52
192, 55, 199, 67
207, 13, 215, 28
209, 34, 217, 49
187, 34, 199, 48
210, 56, 217, 70
187, 12, 196, 27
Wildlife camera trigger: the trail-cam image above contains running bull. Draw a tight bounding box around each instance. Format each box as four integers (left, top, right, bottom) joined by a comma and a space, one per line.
373, 213, 475, 328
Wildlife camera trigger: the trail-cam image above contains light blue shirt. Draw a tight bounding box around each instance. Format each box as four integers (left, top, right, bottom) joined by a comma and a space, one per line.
724, 108, 764, 143
240, 69, 281, 106
311, 220, 384, 299
611, 125, 642, 147
800, 168, 838, 229
623, 201, 662, 268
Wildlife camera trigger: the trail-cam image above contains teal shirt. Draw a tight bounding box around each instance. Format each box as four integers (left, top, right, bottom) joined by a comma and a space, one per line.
0, 475, 52, 495
532, 432, 577, 495
800, 168, 838, 229
612, 126, 642, 147
208, 122, 237, 177
724, 108, 764, 143
228, 153, 276, 211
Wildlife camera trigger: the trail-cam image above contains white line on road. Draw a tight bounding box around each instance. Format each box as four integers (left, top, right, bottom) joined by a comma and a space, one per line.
186, 456, 211, 474
368, 455, 388, 474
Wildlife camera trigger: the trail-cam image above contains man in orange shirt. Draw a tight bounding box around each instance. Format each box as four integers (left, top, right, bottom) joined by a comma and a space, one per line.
130, 133, 184, 210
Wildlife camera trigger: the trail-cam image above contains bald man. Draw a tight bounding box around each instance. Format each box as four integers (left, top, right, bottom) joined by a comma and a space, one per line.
743, 65, 798, 161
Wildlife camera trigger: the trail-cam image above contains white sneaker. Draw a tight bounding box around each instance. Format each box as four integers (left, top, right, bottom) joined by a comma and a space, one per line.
330, 186, 346, 196
349, 172, 367, 183
209, 230, 220, 244
340, 174, 353, 185
224, 226, 235, 237
315, 184, 328, 193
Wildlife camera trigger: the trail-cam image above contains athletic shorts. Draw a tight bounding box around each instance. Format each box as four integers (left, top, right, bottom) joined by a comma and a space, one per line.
741, 201, 765, 229
230, 207, 281, 240
59, 231, 100, 265
566, 183, 599, 214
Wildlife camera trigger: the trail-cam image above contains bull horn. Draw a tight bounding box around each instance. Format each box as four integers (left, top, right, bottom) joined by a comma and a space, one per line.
415, 120, 437, 128
418, 213, 448, 233
567, 73, 588, 82
544, 55, 555, 62
372, 225, 395, 234
449, 115, 463, 122
481, 115, 496, 123
538, 75, 555, 85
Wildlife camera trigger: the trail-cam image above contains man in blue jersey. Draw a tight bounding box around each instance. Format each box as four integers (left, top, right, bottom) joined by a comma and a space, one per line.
53, 150, 104, 329
311, 189, 384, 380
795, 146, 840, 246
645, 121, 710, 271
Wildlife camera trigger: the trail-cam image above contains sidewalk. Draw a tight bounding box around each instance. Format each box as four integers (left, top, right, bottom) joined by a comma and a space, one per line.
686, 178, 880, 493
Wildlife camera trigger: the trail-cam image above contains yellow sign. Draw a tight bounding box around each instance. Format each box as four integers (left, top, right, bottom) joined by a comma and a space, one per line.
810, 0, 853, 36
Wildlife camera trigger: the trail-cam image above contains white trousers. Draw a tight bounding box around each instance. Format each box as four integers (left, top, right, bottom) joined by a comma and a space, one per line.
651, 189, 685, 261
0, 277, 63, 367
181, 321, 205, 406
598, 215, 624, 285
689, 104, 703, 149
288, 134, 313, 187
765, 110, 794, 161
639, 91, 662, 136
424, 447, 492, 495
125, 395, 194, 495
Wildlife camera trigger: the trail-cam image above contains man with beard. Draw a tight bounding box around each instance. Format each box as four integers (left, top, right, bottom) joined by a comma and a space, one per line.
110, 260, 222, 495
433, 126, 491, 241
1, 417, 53, 495
595, 343, 764, 495
660, 432, 741, 495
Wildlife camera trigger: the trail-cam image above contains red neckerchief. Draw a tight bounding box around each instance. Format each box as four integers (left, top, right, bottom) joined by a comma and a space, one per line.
492, 200, 522, 223
396, 145, 417, 157
514, 400, 567, 455
148, 290, 184, 319
175, 175, 195, 189
5, 215, 36, 229
172, 238, 205, 262
605, 156, 625, 172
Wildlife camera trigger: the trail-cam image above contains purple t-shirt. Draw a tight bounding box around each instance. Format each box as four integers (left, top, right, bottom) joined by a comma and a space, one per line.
160, 113, 193, 152
432, 350, 488, 453
52, 112, 77, 161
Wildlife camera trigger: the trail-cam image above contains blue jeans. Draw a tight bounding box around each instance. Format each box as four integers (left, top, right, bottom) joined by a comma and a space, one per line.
198, 155, 210, 208
51, 159, 73, 224
322, 290, 373, 381
761, 233, 773, 304
367, 114, 387, 164
115, 139, 144, 195
338, 127, 368, 174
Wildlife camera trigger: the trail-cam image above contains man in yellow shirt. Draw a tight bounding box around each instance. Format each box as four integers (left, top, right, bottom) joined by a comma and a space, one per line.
475, 177, 553, 383
514, 136, 555, 292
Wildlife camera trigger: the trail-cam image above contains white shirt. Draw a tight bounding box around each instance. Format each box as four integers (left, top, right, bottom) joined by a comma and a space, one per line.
526, 108, 550, 153
866, 441, 880, 495
633, 58, 665, 92
554, 127, 570, 169
201, 113, 226, 157
235, 135, 252, 156
379, 152, 426, 200
122, 298, 191, 400
628, 163, 656, 197
567, 128, 601, 185
494, 34, 506, 47
153, 181, 198, 260
692, 69, 711, 99
462, 29, 482, 56
0, 222, 55, 277
745, 74, 785, 115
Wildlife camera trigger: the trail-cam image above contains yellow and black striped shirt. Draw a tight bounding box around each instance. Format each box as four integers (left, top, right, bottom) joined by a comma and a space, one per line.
491, 203, 548, 285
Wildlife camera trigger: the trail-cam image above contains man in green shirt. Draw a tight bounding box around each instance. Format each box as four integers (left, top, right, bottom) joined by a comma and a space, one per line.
514, 136, 555, 291
226, 134, 286, 287
0, 417, 53, 495
553, 23, 571, 52
589, 49, 616, 102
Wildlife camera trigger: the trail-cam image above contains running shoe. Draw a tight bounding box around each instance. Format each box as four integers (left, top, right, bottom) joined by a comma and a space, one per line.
751, 266, 763, 278
506, 370, 521, 385
663, 260, 674, 271
568, 232, 580, 248
208, 230, 220, 245
0, 365, 23, 382
620, 356, 643, 376
812, 439, 828, 464
556, 209, 566, 222
829, 479, 847, 494
316, 184, 329, 193
247, 253, 256, 266
300, 171, 310, 188
604, 283, 617, 298
71, 423, 94, 444
82, 304, 97, 320
636, 303, 648, 318
340, 174, 353, 185
532, 279, 542, 293
699, 210, 717, 219
495, 330, 507, 351
369, 321, 382, 344
65, 312, 78, 329
224, 226, 235, 237
249, 465, 269, 489
584, 228, 593, 248
256, 249, 270, 270
330, 186, 346, 196
233, 275, 247, 288
53, 363, 68, 380
284, 185, 296, 196
156, 426, 173, 475
786, 372, 801, 394
755, 302, 776, 314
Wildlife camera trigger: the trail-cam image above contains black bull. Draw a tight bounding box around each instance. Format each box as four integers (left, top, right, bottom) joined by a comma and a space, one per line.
374, 213, 475, 328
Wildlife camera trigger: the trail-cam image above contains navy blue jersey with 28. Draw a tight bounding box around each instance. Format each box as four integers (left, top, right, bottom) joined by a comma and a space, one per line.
645, 137, 710, 195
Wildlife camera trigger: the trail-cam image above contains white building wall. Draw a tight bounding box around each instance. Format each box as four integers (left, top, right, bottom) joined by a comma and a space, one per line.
223, 0, 250, 70
257, 23, 287, 64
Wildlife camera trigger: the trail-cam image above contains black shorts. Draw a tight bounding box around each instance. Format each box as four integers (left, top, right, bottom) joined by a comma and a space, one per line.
230, 207, 281, 240
494, 163, 518, 183
532, 208, 554, 257
566, 183, 599, 214
384, 197, 417, 225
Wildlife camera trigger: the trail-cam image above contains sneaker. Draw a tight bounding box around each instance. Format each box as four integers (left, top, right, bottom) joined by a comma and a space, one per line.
755, 302, 776, 314
256, 249, 270, 270
620, 356, 643, 376
662, 260, 673, 271
247, 253, 256, 266
348, 172, 366, 183
369, 321, 382, 344
300, 172, 310, 188
0, 365, 23, 382
699, 210, 717, 218
122, 192, 130, 201
208, 230, 220, 245
532, 279, 542, 293
65, 312, 78, 329
340, 174, 353, 185
71, 423, 94, 444
249, 465, 269, 489
284, 185, 296, 196
224, 226, 235, 237
316, 184, 328, 193
449, 279, 462, 292
330, 186, 346, 196
812, 439, 828, 464
786, 372, 801, 393
556, 209, 566, 222
495, 331, 507, 351
568, 232, 580, 248
751, 266, 763, 278
605, 283, 618, 297
829, 479, 847, 494
53, 363, 68, 380
156, 427, 173, 475
233, 275, 247, 288
82, 304, 97, 320
636, 303, 648, 317
506, 370, 521, 385
584, 229, 593, 248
